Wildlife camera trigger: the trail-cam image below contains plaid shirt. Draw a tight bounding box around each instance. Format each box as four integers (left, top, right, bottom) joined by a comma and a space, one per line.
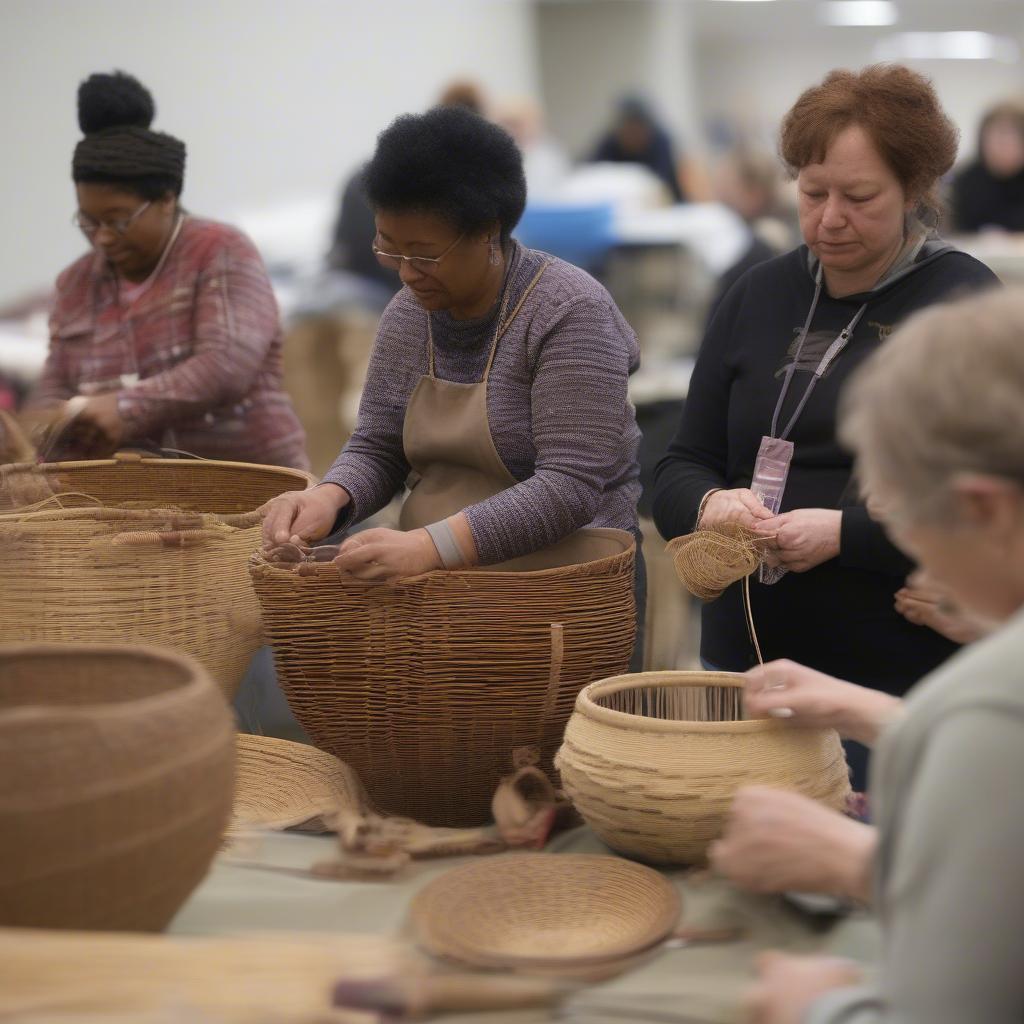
30, 216, 309, 470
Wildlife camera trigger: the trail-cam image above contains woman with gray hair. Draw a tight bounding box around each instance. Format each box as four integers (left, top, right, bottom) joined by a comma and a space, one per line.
713, 288, 1024, 1024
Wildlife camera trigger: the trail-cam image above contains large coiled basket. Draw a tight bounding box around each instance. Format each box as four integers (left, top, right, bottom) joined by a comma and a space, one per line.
556, 671, 851, 865
249, 528, 636, 827
0, 643, 235, 931
0, 454, 310, 697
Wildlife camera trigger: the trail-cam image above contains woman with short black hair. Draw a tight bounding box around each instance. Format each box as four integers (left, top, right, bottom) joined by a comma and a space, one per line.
263, 106, 643, 600
28, 71, 308, 469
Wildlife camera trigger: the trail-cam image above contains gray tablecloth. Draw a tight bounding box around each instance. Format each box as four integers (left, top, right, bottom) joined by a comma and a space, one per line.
171, 826, 880, 1024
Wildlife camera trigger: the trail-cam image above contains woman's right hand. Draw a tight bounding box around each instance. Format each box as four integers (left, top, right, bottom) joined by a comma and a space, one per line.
744, 659, 903, 747
699, 488, 774, 531
260, 483, 350, 547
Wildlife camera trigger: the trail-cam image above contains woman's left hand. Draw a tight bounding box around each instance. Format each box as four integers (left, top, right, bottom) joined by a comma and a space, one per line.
332, 528, 441, 582
75, 393, 125, 449
745, 952, 863, 1024
754, 509, 841, 573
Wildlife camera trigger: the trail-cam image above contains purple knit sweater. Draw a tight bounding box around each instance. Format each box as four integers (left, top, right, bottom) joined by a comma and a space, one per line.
322, 242, 641, 564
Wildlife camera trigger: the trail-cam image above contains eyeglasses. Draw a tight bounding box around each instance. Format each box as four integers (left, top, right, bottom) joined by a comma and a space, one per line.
371, 233, 464, 275
73, 201, 151, 238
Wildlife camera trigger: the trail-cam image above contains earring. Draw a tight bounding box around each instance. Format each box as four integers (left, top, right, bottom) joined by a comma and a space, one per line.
489, 239, 501, 266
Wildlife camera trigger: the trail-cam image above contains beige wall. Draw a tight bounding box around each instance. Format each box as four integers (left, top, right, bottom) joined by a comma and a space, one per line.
0, 0, 541, 304
536, 0, 702, 160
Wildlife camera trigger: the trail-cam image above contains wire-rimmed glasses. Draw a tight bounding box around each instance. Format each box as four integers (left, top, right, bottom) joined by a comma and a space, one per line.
371, 232, 464, 275
73, 200, 152, 238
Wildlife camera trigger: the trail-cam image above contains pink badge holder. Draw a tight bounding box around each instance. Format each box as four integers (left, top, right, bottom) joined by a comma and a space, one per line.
750, 435, 793, 585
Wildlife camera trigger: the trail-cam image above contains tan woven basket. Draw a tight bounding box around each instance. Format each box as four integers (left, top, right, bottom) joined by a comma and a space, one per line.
249, 529, 637, 827
0, 927, 404, 1023
411, 853, 680, 971
556, 671, 851, 865
231, 733, 367, 834
0, 453, 310, 697
0, 643, 235, 931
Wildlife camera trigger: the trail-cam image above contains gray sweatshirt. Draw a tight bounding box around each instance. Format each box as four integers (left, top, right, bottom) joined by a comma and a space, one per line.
808, 605, 1024, 1023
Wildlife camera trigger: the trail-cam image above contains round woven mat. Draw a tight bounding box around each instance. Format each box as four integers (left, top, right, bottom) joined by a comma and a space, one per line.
410, 853, 680, 970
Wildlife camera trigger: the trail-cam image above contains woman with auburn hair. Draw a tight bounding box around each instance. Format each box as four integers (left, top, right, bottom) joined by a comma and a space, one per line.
653, 65, 998, 787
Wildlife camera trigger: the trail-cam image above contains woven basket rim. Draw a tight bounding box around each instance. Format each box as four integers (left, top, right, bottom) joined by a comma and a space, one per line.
575, 670, 791, 734
0, 643, 217, 724
0, 504, 252, 526
0, 453, 313, 480
410, 853, 681, 969
249, 526, 636, 583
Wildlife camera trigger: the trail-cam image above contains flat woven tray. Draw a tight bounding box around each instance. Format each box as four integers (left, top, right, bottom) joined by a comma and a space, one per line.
410, 853, 681, 971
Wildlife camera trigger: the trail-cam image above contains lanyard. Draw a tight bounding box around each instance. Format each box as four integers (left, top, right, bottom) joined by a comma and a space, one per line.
770, 266, 868, 441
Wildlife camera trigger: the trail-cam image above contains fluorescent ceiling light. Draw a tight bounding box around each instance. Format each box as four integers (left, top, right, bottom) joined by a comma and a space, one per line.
874, 31, 1019, 62
819, 1, 897, 27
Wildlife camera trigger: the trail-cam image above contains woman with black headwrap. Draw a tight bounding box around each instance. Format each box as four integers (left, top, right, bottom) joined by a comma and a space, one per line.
26, 71, 309, 469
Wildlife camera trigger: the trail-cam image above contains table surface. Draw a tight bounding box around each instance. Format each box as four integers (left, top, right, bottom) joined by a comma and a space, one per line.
168, 824, 880, 1024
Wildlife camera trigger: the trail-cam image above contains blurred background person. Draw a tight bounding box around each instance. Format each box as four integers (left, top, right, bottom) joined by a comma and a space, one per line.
951, 99, 1024, 234
494, 95, 569, 201
704, 146, 794, 327
588, 94, 686, 203
26, 71, 308, 468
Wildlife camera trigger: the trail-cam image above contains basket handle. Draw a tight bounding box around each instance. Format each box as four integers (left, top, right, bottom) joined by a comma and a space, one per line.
109, 528, 227, 548
536, 623, 564, 748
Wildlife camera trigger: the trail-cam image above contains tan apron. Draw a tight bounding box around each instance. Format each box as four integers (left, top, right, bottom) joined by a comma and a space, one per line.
398, 263, 631, 572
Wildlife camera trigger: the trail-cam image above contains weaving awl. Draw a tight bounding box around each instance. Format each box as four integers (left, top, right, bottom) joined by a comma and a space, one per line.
332, 971, 571, 1018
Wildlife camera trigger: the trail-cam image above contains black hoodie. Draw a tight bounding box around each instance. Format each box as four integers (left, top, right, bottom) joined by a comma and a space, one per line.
653, 243, 998, 694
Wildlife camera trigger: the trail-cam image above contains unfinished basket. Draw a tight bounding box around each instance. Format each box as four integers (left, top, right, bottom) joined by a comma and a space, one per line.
411, 853, 680, 971
250, 528, 636, 827
0, 453, 310, 697
231, 733, 367, 835
556, 671, 851, 865
0, 643, 235, 931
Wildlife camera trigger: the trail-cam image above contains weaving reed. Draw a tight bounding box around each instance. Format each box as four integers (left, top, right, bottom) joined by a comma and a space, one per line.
666, 523, 764, 601
0, 644, 235, 931
0, 454, 310, 697
249, 528, 637, 827
556, 671, 850, 865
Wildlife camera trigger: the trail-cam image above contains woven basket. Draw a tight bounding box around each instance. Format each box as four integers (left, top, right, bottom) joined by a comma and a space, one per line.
0, 453, 310, 697
0, 643, 235, 931
230, 733, 367, 835
0, 927, 404, 1023
411, 853, 680, 971
555, 671, 851, 865
249, 529, 636, 827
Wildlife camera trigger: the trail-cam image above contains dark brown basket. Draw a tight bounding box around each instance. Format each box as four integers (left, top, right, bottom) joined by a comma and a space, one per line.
249, 529, 637, 827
